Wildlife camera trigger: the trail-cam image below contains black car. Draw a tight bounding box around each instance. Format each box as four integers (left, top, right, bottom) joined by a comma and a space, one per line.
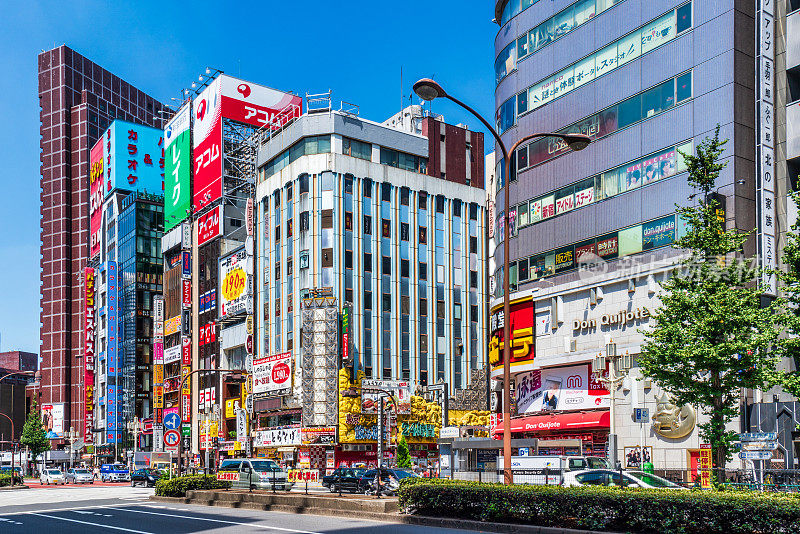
356, 468, 418, 493
130, 468, 161, 487
321, 467, 366, 493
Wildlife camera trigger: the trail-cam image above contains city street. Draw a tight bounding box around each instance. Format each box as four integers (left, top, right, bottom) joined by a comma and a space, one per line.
0, 485, 472, 533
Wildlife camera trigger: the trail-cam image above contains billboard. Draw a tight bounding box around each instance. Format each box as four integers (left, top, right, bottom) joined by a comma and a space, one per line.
253, 426, 301, 447
514, 364, 609, 415
42, 403, 65, 438
197, 206, 222, 245
164, 103, 192, 232
98, 120, 165, 199
192, 75, 302, 213
89, 140, 105, 257
361, 379, 412, 414
219, 248, 250, 319
252, 351, 292, 395
489, 297, 535, 379
84, 268, 96, 444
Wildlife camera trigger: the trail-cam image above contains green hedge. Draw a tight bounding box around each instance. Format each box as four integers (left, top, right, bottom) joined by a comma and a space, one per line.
0, 474, 12, 487
154, 475, 231, 497
397, 479, 800, 534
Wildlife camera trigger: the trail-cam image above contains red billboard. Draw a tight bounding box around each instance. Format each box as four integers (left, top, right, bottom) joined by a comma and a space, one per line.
89, 139, 105, 257
489, 297, 535, 379
192, 75, 302, 213
84, 267, 96, 443
197, 205, 222, 246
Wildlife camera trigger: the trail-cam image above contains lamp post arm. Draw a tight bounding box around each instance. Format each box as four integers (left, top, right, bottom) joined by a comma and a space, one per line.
442, 94, 508, 162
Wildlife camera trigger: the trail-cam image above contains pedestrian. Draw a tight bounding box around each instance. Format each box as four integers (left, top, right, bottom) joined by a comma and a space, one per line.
94, 466, 99, 480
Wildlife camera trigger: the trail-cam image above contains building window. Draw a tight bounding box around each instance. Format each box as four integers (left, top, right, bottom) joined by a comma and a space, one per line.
364, 252, 372, 271
381, 182, 391, 202
419, 192, 427, 210
400, 222, 409, 241
363, 215, 372, 234
436, 196, 445, 213
364, 179, 372, 197
400, 187, 410, 206
382, 256, 391, 275
419, 262, 428, 280
419, 227, 427, 244
382, 219, 391, 237
342, 137, 372, 160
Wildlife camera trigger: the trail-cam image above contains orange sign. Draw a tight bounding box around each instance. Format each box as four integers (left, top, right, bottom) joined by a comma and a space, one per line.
216, 471, 240, 482
221, 267, 247, 301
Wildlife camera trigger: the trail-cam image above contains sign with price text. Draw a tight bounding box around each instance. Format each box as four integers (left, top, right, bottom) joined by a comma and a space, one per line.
252, 351, 292, 395
219, 248, 250, 318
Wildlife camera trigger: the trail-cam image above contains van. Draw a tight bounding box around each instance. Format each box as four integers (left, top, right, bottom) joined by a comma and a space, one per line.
100, 463, 130, 482
216, 458, 293, 491
498, 455, 611, 485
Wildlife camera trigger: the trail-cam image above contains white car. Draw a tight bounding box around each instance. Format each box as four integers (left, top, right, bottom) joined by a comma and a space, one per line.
40, 468, 66, 485
65, 468, 94, 484
562, 469, 686, 489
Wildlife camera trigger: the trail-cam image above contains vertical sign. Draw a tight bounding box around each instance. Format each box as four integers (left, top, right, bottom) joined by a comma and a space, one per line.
756, 0, 776, 295
106, 261, 121, 443
84, 268, 95, 444
164, 102, 192, 232
341, 305, 351, 366
153, 295, 164, 426
89, 140, 104, 258
699, 444, 712, 489
192, 78, 223, 213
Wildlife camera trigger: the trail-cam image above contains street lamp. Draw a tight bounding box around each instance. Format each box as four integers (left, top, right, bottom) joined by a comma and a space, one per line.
413, 78, 591, 485
65, 427, 80, 471
591, 340, 633, 469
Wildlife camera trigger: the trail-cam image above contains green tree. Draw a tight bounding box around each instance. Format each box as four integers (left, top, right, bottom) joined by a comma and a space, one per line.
20, 400, 50, 461
638, 126, 780, 469
396, 433, 412, 468
771, 190, 800, 397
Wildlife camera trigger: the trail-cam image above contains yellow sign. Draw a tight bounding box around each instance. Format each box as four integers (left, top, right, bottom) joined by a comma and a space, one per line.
153, 385, 164, 409
700, 446, 712, 489
488, 327, 534, 366
225, 399, 237, 419
181, 366, 191, 394
165, 315, 181, 336
221, 267, 247, 302
154, 364, 163, 385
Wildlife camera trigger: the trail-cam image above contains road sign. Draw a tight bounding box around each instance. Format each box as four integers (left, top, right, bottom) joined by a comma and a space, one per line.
739, 432, 777, 442
633, 408, 650, 423
164, 429, 180, 448
739, 450, 773, 460
163, 412, 181, 431
741, 441, 779, 451
181, 423, 191, 437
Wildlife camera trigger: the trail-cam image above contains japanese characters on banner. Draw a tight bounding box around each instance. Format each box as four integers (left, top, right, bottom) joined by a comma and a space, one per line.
253, 426, 301, 447
164, 103, 192, 232
163, 344, 181, 365
514, 364, 609, 415
361, 380, 412, 414
106, 261, 121, 443
757, 0, 776, 295
182, 279, 192, 308
219, 249, 250, 318
197, 206, 222, 246
98, 120, 165, 199
252, 352, 292, 395
89, 140, 104, 258
488, 297, 535, 379
192, 74, 302, 213
165, 315, 181, 336
84, 268, 95, 443
154, 295, 164, 338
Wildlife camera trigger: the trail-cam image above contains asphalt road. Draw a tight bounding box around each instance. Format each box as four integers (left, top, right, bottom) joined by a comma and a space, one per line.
0, 485, 477, 533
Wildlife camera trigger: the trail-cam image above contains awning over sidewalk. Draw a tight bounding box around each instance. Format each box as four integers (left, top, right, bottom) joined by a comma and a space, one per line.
492, 410, 610, 437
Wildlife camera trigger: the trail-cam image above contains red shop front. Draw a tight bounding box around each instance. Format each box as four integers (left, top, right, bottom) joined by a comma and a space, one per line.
491, 410, 610, 457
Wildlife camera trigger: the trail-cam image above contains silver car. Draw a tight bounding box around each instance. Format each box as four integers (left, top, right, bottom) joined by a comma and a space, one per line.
217, 459, 293, 491
65, 468, 94, 484
40, 468, 66, 485
563, 469, 686, 489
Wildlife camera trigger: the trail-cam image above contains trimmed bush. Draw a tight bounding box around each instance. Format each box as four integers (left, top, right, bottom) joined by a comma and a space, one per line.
397, 479, 800, 534
0, 474, 12, 487
154, 475, 231, 497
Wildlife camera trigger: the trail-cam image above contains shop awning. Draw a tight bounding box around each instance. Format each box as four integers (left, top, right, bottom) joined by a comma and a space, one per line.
492, 411, 610, 436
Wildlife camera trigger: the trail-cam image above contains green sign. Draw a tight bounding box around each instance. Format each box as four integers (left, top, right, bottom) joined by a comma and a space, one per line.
164, 103, 191, 232
181, 424, 191, 437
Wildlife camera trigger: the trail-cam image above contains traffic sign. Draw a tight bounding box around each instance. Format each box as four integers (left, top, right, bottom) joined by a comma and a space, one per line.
739, 450, 773, 460
164, 429, 180, 448
633, 408, 650, 423
741, 441, 779, 451
739, 432, 777, 442
163, 412, 181, 431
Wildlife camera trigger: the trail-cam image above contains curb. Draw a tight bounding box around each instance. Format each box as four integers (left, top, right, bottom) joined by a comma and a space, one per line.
0, 485, 30, 491
149, 495, 615, 533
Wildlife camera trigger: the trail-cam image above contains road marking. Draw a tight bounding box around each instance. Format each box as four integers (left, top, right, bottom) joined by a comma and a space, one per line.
29, 513, 154, 533
112, 507, 322, 533
1, 503, 125, 517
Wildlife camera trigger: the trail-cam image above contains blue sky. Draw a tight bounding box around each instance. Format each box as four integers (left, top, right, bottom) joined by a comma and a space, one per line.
0, 1, 497, 353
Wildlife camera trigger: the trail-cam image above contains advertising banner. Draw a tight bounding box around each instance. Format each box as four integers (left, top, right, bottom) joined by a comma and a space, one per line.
182, 279, 192, 308
84, 268, 95, 443
197, 206, 222, 246
219, 249, 250, 319
253, 426, 301, 447
361, 379, 412, 414
163, 344, 181, 365
182, 336, 191, 365
41, 403, 64, 439
154, 295, 164, 337
301, 427, 336, 445
107, 261, 120, 377
219, 74, 302, 130
252, 351, 292, 395
489, 297, 535, 379
514, 363, 609, 415
341, 305, 352, 365
154, 342, 164, 365
192, 78, 223, 213
98, 120, 165, 199
165, 315, 181, 336
89, 140, 104, 258
164, 103, 192, 232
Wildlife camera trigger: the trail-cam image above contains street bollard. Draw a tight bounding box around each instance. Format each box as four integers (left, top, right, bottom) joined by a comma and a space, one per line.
478, 470, 482, 483
272, 469, 276, 494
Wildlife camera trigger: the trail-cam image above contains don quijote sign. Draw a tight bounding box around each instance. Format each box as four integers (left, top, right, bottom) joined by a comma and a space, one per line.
573, 307, 650, 332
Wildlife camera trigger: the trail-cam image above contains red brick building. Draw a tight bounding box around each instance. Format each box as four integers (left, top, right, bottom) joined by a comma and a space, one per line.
37, 45, 164, 440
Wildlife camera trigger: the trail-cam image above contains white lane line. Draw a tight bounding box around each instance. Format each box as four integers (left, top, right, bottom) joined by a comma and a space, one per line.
111, 507, 322, 534
2, 503, 127, 517
29, 513, 154, 533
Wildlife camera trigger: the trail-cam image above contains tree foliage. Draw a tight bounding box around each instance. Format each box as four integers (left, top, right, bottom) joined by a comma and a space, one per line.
20, 400, 51, 459
638, 126, 780, 468
772, 191, 800, 397
396, 433, 412, 468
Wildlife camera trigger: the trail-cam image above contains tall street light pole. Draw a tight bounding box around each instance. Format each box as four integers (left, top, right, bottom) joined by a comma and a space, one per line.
413, 79, 591, 484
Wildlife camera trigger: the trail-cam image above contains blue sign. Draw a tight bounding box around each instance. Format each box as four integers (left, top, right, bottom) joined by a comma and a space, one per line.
163, 412, 181, 431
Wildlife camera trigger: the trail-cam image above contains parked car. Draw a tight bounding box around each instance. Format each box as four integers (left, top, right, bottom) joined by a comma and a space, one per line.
100, 463, 130, 482
65, 468, 94, 484
40, 468, 66, 485
356, 468, 418, 493
130, 468, 161, 487
216, 459, 294, 491
562, 469, 686, 489
322, 467, 366, 493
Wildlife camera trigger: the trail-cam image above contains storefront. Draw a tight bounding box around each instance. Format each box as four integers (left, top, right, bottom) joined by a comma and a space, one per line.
492, 411, 610, 456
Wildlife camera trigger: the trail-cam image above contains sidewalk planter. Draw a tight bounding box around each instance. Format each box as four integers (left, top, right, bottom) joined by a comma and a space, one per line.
155, 475, 232, 497
397, 479, 800, 534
